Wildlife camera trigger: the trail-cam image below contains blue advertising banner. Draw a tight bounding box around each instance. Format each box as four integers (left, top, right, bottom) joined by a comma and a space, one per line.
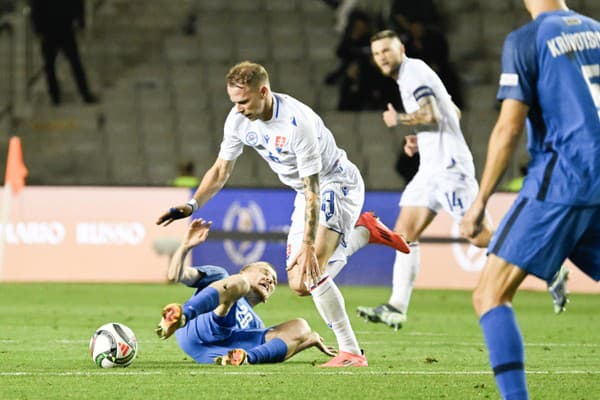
191, 188, 402, 286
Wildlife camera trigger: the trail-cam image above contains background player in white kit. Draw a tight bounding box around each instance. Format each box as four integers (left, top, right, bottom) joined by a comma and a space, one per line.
157, 61, 409, 367
357, 30, 495, 329
358, 30, 569, 330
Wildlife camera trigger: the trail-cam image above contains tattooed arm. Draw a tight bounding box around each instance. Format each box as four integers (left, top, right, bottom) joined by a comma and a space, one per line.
302, 173, 320, 246
286, 173, 322, 289
299, 173, 321, 287
382, 95, 442, 130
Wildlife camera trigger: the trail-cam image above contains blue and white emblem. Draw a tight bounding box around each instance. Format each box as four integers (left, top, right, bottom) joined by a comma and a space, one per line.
245, 131, 258, 146
223, 201, 267, 266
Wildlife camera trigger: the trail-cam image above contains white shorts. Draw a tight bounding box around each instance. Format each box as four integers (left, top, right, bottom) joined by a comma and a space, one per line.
286, 159, 364, 268
400, 170, 479, 221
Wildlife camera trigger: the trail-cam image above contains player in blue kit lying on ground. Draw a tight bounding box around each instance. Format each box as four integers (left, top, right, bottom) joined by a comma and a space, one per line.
155, 218, 336, 365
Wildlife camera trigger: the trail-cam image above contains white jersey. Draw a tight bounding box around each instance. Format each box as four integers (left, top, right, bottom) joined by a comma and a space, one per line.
397, 57, 475, 177
219, 92, 348, 192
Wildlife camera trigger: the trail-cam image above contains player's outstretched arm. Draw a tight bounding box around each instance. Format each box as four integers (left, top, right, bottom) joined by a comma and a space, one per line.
167, 218, 212, 284
156, 158, 236, 226
294, 331, 337, 358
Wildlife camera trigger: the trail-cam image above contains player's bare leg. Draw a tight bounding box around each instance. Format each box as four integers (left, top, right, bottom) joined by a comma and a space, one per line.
265, 318, 336, 360
214, 319, 336, 366
473, 255, 529, 399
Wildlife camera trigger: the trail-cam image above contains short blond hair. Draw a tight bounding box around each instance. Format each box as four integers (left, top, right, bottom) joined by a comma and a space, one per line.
370, 29, 400, 43
226, 61, 270, 89
241, 261, 278, 285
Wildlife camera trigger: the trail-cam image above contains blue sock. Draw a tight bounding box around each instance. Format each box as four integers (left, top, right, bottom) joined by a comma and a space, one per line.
246, 338, 288, 364
182, 286, 220, 321
480, 305, 528, 400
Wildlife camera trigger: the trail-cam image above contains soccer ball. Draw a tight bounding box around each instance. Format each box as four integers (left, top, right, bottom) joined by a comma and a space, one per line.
89, 322, 138, 368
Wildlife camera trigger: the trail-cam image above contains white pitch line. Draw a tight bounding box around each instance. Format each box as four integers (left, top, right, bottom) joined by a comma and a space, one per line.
1, 370, 600, 377
2, 339, 598, 349
55, 340, 90, 344
359, 341, 600, 348
0, 371, 162, 376
355, 331, 450, 336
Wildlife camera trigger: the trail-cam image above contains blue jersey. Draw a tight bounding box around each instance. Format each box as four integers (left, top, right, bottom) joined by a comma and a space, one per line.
191, 265, 264, 330
497, 10, 600, 205
175, 265, 268, 363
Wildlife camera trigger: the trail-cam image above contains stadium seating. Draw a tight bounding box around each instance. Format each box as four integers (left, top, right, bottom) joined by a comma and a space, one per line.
2, 0, 597, 189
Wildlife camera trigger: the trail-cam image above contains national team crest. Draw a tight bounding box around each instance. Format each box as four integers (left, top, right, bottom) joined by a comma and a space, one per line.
275, 136, 286, 152
245, 131, 258, 146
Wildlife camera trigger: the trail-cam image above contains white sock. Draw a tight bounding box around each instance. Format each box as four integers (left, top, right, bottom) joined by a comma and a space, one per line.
326, 259, 346, 280
325, 227, 368, 279
311, 276, 361, 354
388, 243, 420, 314
344, 226, 369, 257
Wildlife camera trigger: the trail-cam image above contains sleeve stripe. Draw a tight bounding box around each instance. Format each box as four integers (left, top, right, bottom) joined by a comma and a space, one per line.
413, 85, 434, 101
499, 73, 519, 86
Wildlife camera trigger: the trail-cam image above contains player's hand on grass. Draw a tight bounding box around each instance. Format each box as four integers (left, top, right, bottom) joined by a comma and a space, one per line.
156, 204, 193, 226
183, 218, 212, 248
460, 199, 486, 240
311, 332, 337, 357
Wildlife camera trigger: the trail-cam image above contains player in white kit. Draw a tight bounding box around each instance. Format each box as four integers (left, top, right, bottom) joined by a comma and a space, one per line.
356, 30, 495, 329
358, 30, 570, 329
157, 61, 410, 366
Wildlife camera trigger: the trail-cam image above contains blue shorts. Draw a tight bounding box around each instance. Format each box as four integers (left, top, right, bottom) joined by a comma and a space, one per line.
489, 195, 600, 283
175, 308, 269, 364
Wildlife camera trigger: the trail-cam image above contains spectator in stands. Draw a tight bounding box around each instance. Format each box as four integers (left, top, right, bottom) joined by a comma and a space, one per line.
386, 1, 463, 107
403, 19, 464, 108
388, 0, 443, 40
171, 161, 200, 189
320, 0, 360, 33
0, 0, 15, 15
325, 9, 398, 111
30, 0, 98, 106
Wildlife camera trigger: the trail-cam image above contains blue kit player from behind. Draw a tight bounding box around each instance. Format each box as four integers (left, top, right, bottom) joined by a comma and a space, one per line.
461, 0, 600, 399
156, 218, 335, 365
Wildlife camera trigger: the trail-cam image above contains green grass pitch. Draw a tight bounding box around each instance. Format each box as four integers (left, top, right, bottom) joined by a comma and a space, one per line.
1, 282, 599, 399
